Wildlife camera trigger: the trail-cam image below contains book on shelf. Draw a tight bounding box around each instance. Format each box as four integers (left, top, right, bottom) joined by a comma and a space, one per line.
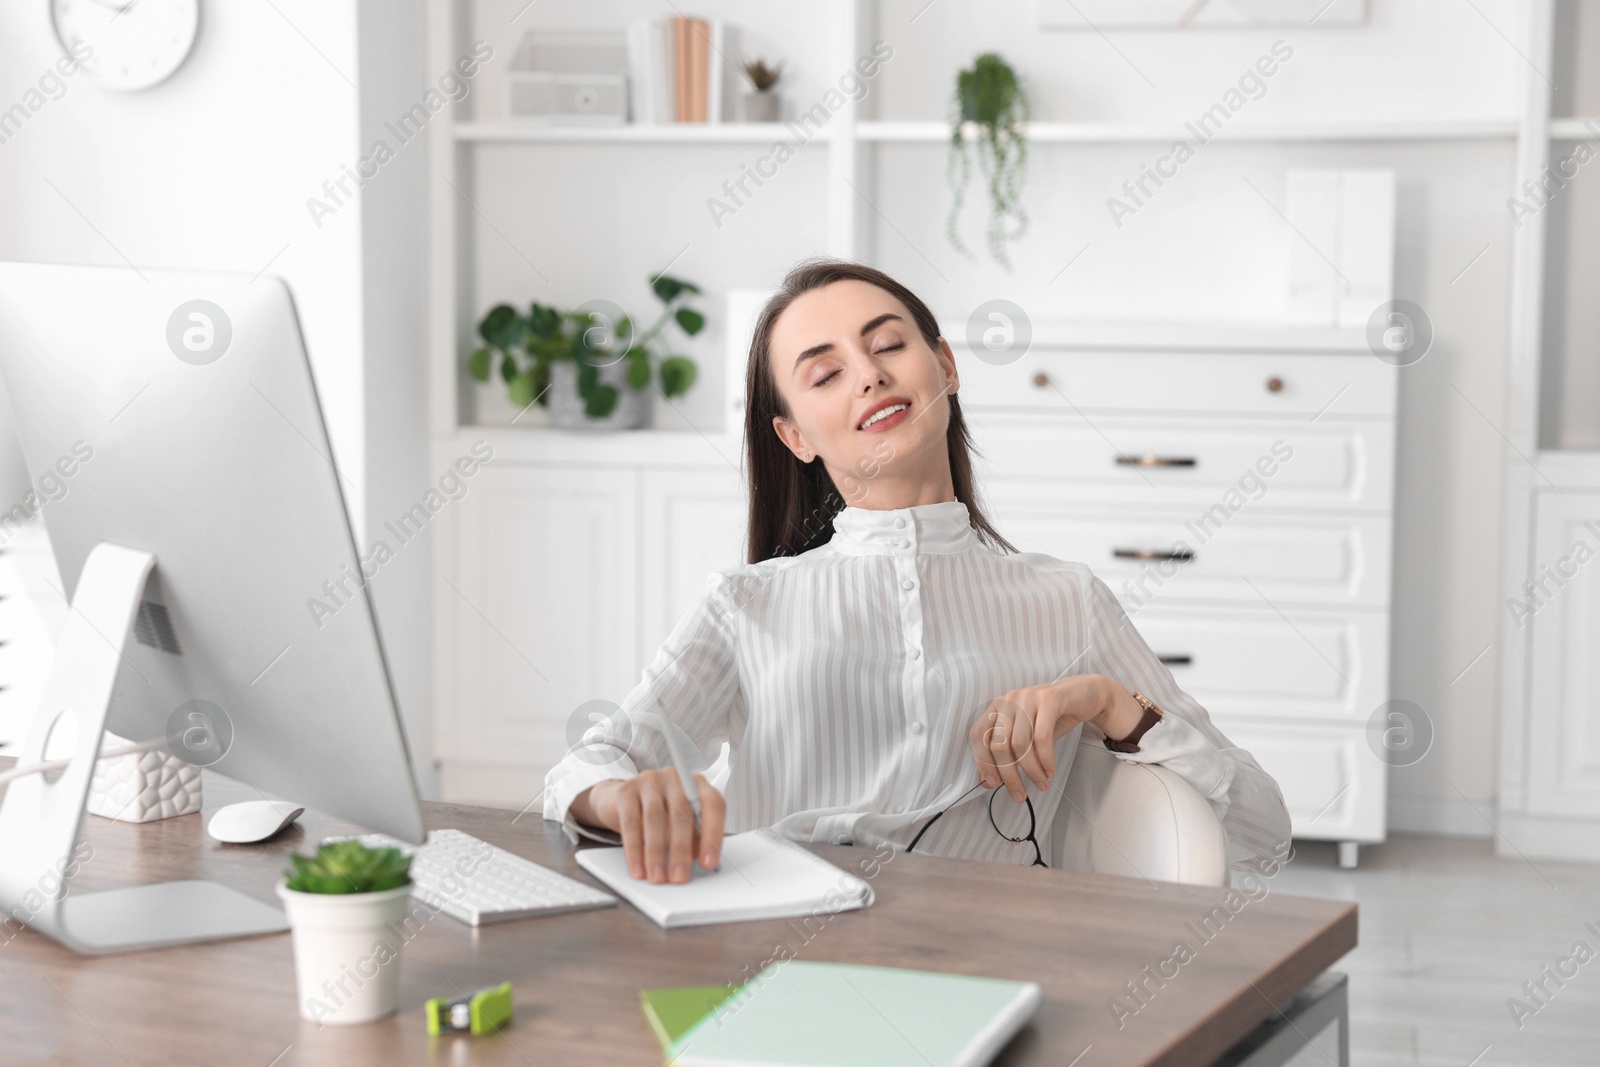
627, 17, 738, 124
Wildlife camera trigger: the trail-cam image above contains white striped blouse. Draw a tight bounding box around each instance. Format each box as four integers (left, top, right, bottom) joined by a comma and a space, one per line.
543, 499, 1292, 878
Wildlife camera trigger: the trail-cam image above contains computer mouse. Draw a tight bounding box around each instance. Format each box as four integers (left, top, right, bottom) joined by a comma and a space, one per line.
207, 800, 305, 844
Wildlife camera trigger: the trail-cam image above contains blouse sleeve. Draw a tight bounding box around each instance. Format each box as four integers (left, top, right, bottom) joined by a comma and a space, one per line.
542, 572, 746, 846
1080, 571, 1294, 879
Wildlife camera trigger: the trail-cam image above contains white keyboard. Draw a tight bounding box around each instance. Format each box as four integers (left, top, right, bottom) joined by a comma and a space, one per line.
332, 828, 618, 926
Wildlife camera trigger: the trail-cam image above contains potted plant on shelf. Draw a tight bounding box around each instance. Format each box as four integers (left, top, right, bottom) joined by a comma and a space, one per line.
946, 52, 1029, 269
277, 839, 415, 1025
468, 273, 703, 431
740, 57, 784, 122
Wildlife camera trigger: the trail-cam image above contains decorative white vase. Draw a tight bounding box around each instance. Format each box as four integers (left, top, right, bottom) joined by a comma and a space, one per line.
277, 882, 416, 1025
86, 731, 201, 823
546, 360, 649, 431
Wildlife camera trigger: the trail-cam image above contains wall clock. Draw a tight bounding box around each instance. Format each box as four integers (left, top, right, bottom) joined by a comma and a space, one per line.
50, 0, 200, 92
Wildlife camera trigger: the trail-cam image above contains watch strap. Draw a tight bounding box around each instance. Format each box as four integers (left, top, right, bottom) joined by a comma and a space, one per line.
1103, 692, 1163, 753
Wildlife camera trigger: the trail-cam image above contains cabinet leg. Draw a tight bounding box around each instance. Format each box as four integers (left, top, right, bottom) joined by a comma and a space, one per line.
1337, 841, 1359, 869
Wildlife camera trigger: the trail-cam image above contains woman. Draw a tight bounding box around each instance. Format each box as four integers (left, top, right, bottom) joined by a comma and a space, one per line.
544, 260, 1291, 886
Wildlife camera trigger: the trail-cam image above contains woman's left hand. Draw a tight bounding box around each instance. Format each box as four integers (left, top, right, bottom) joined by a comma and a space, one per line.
967, 674, 1144, 802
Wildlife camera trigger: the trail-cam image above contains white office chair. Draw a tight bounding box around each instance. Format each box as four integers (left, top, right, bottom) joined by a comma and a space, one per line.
706, 738, 1230, 886
1049, 738, 1229, 886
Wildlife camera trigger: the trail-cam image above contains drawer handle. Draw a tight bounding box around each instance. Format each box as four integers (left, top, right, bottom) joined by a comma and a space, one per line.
1157, 654, 1193, 667
1031, 371, 1050, 388
1113, 548, 1196, 563
1266, 376, 1284, 393
1115, 454, 1197, 468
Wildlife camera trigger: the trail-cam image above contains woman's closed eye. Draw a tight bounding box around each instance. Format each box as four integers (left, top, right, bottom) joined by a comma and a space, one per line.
812, 341, 905, 388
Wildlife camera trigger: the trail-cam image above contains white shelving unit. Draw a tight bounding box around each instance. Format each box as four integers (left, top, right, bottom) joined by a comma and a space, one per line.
423, 1, 1531, 846
1494, 0, 1600, 862
427, 0, 1529, 445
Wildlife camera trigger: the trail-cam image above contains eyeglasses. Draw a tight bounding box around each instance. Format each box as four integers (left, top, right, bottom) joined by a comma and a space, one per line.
904, 782, 1048, 868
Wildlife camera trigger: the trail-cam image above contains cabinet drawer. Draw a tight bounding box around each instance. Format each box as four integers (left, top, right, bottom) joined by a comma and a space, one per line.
1209, 720, 1386, 842
969, 416, 1392, 511
956, 348, 1396, 418
992, 506, 1391, 608
1122, 605, 1387, 722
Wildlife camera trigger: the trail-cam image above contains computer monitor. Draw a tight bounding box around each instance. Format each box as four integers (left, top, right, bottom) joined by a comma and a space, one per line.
0, 262, 426, 954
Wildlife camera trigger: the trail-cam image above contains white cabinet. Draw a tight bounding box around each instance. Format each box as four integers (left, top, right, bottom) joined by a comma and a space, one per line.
434, 455, 743, 803
437, 464, 643, 802
1524, 492, 1600, 819
962, 330, 1397, 862
639, 471, 749, 662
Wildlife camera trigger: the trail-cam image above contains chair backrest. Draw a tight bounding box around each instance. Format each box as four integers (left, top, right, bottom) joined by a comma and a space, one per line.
1048, 740, 1229, 886
703, 739, 1228, 885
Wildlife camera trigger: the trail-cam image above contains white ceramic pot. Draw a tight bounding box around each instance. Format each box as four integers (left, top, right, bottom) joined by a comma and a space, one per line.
742, 90, 780, 122
546, 360, 650, 430
277, 882, 415, 1025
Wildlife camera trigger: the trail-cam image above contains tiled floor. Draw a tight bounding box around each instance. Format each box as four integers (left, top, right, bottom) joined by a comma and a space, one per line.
1275, 836, 1600, 1067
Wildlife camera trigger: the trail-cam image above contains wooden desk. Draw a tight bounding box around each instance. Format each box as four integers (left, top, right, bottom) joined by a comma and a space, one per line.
0, 764, 1356, 1067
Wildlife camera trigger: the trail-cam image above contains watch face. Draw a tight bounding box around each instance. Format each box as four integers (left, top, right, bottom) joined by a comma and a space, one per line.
50, 0, 200, 92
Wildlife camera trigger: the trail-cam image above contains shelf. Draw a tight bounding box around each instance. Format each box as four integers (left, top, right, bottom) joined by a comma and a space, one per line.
454, 122, 823, 144
1533, 450, 1600, 488
452, 118, 1522, 146
1549, 117, 1600, 140
446, 424, 741, 467
860, 118, 1520, 143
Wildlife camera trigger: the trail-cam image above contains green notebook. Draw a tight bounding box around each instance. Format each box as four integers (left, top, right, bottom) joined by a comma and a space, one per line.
643, 960, 1042, 1067
641, 984, 745, 1051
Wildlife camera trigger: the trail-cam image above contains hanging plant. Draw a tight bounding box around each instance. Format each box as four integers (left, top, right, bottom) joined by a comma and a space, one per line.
946, 53, 1029, 269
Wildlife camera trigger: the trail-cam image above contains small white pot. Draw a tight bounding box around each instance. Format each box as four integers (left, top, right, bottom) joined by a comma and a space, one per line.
277, 882, 415, 1025
546, 359, 650, 431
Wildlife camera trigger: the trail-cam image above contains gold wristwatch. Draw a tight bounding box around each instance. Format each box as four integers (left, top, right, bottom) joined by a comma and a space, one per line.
1103, 691, 1163, 753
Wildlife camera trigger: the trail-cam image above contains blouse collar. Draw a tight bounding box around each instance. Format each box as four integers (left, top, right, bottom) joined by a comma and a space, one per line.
829, 499, 980, 556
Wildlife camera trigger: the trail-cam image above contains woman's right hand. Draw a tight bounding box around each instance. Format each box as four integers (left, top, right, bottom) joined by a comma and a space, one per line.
581, 770, 725, 884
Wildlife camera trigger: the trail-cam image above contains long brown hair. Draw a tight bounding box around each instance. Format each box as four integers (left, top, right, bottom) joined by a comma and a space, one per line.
743, 259, 1016, 563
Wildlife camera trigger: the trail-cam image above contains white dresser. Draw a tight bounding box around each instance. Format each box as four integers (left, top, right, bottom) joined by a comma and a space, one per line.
956, 321, 1398, 867
433, 312, 1398, 865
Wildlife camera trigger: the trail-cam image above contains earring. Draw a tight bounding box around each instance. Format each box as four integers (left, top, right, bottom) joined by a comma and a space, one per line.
801, 451, 812, 461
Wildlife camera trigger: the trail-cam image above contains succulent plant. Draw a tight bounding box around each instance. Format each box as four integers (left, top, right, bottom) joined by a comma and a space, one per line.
283, 839, 412, 895
743, 58, 784, 92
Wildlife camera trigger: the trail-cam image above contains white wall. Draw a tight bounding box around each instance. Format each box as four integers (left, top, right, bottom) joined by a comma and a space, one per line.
0, 0, 436, 795
0, 3, 366, 511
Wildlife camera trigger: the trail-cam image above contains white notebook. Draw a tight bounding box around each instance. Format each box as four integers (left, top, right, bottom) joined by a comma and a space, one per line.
574, 828, 875, 929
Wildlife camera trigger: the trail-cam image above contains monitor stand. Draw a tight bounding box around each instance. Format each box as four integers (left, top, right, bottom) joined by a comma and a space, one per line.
0, 543, 289, 955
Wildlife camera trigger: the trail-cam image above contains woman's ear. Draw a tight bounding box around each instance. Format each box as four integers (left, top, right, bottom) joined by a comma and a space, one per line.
937, 336, 960, 395
771, 414, 814, 462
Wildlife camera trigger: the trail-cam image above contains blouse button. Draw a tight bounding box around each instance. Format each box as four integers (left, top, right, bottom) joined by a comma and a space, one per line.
901, 579, 915, 591
897, 539, 910, 549
910, 722, 925, 735
836, 835, 852, 845
909, 648, 921, 660
894, 518, 906, 528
